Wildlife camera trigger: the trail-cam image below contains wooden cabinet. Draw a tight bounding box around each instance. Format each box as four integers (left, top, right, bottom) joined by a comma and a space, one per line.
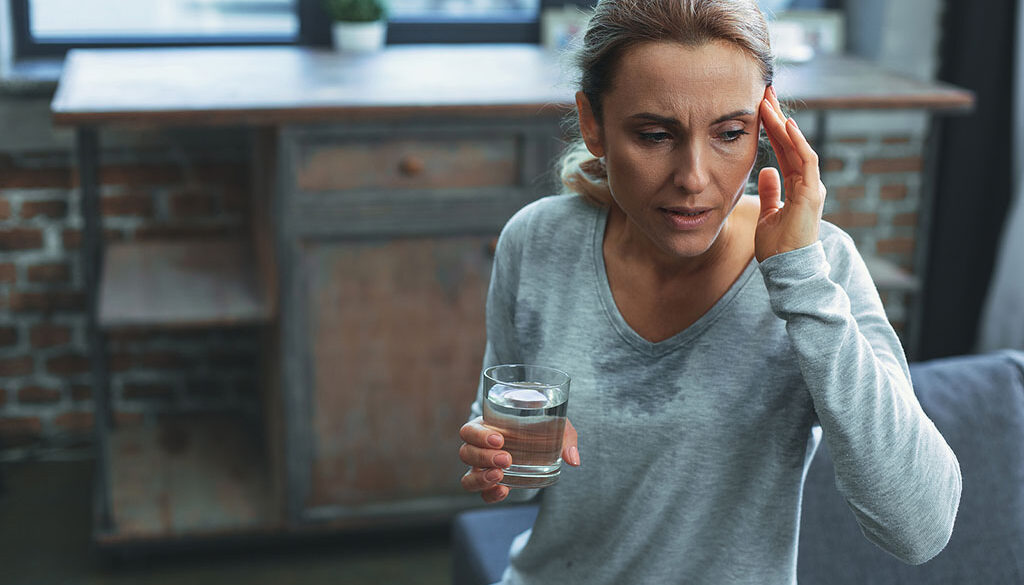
275, 118, 561, 526
52, 45, 571, 545
300, 237, 491, 515
86, 133, 282, 544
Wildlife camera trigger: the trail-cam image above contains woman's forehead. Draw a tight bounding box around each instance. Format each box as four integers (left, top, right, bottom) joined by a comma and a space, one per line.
607, 40, 764, 119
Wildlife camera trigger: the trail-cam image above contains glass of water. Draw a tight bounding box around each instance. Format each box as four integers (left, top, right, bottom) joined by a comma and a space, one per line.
481, 364, 571, 488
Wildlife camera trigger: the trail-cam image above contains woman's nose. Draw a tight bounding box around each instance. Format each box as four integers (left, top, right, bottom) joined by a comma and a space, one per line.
672, 142, 710, 194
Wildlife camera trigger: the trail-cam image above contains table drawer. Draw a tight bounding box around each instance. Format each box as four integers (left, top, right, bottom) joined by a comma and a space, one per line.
295, 135, 521, 192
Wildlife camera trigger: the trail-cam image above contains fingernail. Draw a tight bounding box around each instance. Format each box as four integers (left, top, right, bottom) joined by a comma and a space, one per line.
485, 468, 502, 482
494, 453, 511, 468
769, 85, 777, 98
487, 434, 503, 448
789, 118, 799, 129
569, 446, 580, 466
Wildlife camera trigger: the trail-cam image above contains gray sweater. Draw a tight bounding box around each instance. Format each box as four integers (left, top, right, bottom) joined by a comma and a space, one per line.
470, 194, 961, 585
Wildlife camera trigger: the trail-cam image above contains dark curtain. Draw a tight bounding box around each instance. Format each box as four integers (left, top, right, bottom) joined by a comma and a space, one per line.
917, 0, 1019, 360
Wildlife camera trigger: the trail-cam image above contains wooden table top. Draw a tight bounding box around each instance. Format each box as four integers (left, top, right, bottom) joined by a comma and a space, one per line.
51, 44, 975, 128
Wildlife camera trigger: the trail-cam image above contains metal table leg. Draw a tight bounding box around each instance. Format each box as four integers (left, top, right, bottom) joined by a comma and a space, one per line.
77, 127, 113, 533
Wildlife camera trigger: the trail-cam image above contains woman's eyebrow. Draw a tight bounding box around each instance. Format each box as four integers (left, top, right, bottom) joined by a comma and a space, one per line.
711, 109, 756, 124
628, 109, 756, 127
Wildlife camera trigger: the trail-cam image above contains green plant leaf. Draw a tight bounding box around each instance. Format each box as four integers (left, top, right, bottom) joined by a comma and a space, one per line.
323, 0, 387, 22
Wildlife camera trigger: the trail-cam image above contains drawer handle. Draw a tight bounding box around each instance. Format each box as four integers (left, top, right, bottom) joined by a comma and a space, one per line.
398, 155, 425, 177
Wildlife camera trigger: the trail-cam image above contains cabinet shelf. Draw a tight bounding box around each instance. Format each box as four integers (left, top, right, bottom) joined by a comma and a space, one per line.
96, 413, 278, 545
99, 239, 273, 329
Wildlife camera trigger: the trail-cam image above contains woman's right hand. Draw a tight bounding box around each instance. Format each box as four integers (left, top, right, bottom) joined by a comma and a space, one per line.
459, 417, 581, 504
459, 417, 513, 503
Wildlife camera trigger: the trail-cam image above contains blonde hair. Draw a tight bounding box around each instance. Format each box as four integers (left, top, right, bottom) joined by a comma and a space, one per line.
560, 0, 775, 206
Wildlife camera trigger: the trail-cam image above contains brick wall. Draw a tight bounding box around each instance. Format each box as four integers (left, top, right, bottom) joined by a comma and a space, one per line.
0, 146, 262, 457
0, 130, 927, 456
819, 132, 924, 335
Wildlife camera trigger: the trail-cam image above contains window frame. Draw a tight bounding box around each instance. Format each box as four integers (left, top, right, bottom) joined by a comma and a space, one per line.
11, 0, 299, 58
9, 0, 557, 60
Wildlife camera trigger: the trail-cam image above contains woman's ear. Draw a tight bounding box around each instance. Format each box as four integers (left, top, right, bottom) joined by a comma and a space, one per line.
576, 91, 605, 158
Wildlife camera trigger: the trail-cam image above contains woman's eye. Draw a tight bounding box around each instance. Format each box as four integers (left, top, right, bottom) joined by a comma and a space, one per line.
639, 132, 671, 143
719, 129, 750, 142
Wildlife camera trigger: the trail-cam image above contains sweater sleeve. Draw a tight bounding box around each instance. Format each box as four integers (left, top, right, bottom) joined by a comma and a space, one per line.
468, 209, 526, 421
758, 227, 962, 565
468, 203, 544, 504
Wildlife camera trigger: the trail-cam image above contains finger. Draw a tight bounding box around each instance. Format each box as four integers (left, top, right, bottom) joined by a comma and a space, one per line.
768, 86, 798, 154
761, 99, 803, 175
759, 98, 800, 177
764, 128, 792, 181
461, 466, 505, 492
757, 166, 783, 219
769, 87, 814, 176
761, 87, 790, 174
561, 419, 581, 466
460, 418, 504, 449
481, 484, 510, 504
459, 442, 512, 469
767, 85, 787, 123
784, 118, 822, 185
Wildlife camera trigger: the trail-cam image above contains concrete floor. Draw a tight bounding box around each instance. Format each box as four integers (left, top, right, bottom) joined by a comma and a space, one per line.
0, 459, 453, 585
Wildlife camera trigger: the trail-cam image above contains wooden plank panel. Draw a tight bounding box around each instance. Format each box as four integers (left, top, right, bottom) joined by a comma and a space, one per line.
296, 136, 519, 192
289, 187, 531, 238
106, 414, 275, 540
250, 129, 286, 526
303, 236, 491, 509
251, 128, 280, 319
99, 239, 271, 328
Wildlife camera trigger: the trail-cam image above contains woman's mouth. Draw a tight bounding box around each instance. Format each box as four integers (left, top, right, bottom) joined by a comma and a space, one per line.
660, 207, 712, 229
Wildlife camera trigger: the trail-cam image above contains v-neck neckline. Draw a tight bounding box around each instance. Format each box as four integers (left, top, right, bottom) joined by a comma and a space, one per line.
589, 204, 758, 357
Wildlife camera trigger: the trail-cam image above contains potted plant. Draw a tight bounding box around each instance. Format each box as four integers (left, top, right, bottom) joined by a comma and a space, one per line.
324, 0, 388, 53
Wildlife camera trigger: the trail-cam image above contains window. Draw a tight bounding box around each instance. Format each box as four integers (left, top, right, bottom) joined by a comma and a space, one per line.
11, 0, 298, 57
9, 0, 557, 59
390, 0, 538, 22
28, 0, 299, 40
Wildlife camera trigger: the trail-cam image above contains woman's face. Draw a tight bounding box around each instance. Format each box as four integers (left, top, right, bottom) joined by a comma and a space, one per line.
578, 40, 765, 261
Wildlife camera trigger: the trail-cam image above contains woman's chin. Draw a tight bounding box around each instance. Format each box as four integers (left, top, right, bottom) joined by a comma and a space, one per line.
654, 220, 725, 259
647, 230, 718, 261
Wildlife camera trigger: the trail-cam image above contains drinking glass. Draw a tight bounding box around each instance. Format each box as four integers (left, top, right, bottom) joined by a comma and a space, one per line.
481, 364, 571, 488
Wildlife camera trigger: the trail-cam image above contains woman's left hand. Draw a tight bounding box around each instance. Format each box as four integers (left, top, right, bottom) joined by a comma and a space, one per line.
754, 85, 827, 262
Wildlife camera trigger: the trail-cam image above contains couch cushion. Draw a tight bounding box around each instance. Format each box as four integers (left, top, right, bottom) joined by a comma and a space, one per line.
452, 504, 539, 585
798, 351, 1024, 584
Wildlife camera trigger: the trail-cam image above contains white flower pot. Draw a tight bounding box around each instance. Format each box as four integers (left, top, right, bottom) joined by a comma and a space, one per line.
332, 21, 387, 53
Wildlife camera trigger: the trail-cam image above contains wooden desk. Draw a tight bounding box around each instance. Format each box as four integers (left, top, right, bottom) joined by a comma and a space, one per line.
52, 47, 974, 125
52, 45, 568, 126
51, 44, 973, 546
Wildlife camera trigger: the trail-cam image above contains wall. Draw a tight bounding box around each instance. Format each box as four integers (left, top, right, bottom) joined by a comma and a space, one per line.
0, 120, 263, 457
811, 115, 927, 331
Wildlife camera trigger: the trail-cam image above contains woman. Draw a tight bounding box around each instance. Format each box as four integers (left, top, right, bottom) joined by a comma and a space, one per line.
458, 0, 961, 583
